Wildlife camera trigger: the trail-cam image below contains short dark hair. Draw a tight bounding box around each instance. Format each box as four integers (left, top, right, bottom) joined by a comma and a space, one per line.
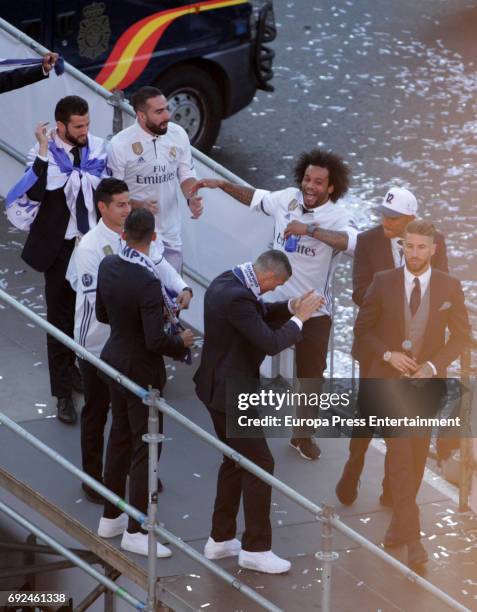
124, 208, 155, 245
55, 96, 89, 124
405, 219, 436, 241
95, 178, 129, 206
255, 249, 292, 279
130, 86, 164, 113
293, 148, 350, 202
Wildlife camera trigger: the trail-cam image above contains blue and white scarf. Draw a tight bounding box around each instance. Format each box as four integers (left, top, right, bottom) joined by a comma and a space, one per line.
232, 262, 261, 299
5, 134, 107, 232
119, 245, 191, 365
0, 56, 65, 76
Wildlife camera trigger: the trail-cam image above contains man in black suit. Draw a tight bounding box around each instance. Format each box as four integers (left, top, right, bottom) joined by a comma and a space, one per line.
353, 188, 448, 307
195, 250, 323, 574
352, 220, 469, 566
95, 209, 194, 557
0, 52, 58, 93
19, 96, 107, 424
336, 187, 449, 507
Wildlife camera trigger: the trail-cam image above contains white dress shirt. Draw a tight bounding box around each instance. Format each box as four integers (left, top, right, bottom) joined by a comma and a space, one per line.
391, 236, 405, 268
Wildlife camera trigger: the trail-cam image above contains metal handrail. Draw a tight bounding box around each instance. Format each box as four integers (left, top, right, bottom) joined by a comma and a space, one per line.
0, 290, 471, 612
0, 500, 145, 610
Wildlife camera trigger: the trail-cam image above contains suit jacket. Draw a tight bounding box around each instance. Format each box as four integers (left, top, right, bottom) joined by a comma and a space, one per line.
194, 270, 302, 413
352, 225, 448, 307
353, 267, 470, 379
96, 255, 187, 391
0, 65, 47, 94
21, 157, 99, 272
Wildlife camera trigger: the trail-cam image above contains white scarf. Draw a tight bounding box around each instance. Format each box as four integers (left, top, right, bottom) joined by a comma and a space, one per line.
118, 244, 178, 323
233, 262, 261, 299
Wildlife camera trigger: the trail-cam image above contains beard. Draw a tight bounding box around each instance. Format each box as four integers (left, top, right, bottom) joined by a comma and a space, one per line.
145, 119, 168, 136
406, 259, 430, 274
64, 127, 88, 147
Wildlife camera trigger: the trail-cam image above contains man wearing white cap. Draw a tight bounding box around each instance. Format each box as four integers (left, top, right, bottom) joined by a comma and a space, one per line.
353, 187, 448, 307
336, 186, 448, 508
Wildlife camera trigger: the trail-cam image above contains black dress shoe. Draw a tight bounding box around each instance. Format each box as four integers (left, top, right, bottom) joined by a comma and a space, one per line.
57, 397, 77, 425
407, 540, 428, 566
70, 365, 84, 394
335, 463, 360, 506
82, 481, 104, 504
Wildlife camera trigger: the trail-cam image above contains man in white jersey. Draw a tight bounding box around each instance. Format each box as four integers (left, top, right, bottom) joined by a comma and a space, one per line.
192, 149, 357, 460
107, 86, 203, 272
67, 178, 193, 502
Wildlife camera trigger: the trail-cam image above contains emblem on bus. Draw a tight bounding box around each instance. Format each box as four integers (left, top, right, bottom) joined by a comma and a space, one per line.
77, 3, 111, 60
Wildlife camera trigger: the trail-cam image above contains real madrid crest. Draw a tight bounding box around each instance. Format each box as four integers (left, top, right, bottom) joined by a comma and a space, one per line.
132, 142, 144, 155
288, 198, 299, 211
77, 2, 111, 60
169, 146, 177, 159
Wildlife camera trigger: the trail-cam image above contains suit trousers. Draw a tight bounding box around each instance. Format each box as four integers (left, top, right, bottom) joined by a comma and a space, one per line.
44, 239, 76, 398
103, 384, 163, 533
79, 359, 110, 480
345, 358, 391, 494
385, 434, 431, 542
209, 409, 274, 552
293, 315, 332, 438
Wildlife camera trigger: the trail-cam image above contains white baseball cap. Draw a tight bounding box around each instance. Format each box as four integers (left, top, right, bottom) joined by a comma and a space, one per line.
376, 187, 418, 218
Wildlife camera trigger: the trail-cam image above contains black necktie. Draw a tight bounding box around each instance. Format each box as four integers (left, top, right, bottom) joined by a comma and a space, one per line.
410, 277, 421, 317
72, 146, 89, 235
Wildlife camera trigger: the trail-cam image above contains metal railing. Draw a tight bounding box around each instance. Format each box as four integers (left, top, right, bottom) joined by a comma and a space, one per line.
0, 500, 145, 610
0, 286, 472, 612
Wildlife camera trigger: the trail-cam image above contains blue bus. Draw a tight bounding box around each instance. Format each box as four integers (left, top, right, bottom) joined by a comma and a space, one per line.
4, 1, 276, 151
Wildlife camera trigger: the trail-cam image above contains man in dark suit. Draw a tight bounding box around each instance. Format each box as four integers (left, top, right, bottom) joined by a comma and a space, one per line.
19, 96, 107, 424
0, 52, 58, 93
194, 250, 323, 574
352, 220, 469, 566
95, 209, 194, 557
336, 187, 449, 507
353, 188, 448, 307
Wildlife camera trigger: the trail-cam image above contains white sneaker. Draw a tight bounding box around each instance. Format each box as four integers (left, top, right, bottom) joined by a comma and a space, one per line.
121, 531, 172, 558
97, 513, 128, 538
238, 550, 291, 574
204, 537, 241, 560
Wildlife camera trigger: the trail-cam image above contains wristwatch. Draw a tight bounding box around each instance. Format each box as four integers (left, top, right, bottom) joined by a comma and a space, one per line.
383, 350, 392, 362
306, 223, 318, 237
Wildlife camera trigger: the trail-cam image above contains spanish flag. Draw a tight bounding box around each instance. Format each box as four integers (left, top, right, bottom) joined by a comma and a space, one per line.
96, 0, 247, 91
